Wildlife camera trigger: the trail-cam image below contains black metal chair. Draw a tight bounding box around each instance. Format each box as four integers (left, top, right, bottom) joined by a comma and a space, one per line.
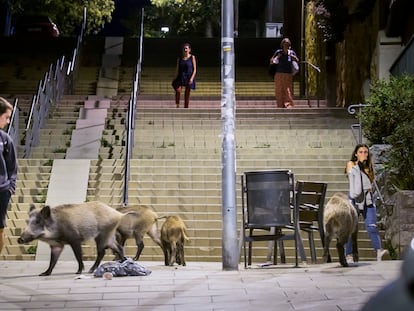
279, 181, 328, 263
241, 170, 299, 268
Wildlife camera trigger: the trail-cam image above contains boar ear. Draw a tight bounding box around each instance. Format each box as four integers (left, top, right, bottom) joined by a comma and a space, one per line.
29, 204, 36, 212
40, 205, 51, 219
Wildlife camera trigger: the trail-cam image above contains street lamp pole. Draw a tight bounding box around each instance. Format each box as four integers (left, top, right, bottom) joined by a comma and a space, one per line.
300, 0, 306, 97
221, 0, 238, 271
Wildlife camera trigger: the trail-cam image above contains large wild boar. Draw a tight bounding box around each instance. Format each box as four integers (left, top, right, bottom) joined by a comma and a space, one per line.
323, 192, 359, 267
161, 215, 189, 266
17, 201, 126, 276
116, 205, 163, 260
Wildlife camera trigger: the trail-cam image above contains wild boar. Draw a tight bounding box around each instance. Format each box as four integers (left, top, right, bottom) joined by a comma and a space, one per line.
323, 192, 359, 267
161, 215, 189, 266
17, 201, 126, 276
116, 205, 163, 261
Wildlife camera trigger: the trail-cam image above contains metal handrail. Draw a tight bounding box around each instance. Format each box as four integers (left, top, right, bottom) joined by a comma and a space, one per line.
122, 7, 144, 207
347, 103, 370, 144
22, 7, 87, 158
300, 60, 321, 107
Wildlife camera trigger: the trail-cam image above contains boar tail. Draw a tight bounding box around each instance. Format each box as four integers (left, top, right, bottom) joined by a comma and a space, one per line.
182, 228, 190, 241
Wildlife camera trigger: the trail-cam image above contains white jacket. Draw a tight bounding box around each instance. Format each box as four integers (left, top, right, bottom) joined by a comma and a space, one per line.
348, 164, 373, 208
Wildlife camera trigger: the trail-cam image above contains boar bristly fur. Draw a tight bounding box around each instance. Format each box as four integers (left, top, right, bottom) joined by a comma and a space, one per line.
17, 201, 126, 276
116, 205, 163, 260
161, 215, 189, 266
323, 192, 359, 267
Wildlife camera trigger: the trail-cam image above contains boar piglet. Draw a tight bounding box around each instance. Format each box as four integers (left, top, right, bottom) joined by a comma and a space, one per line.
116, 205, 163, 261
161, 215, 189, 266
17, 201, 126, 276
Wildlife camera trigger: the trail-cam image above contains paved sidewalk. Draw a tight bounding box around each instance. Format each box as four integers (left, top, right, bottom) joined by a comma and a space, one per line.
0, 260, 402, 311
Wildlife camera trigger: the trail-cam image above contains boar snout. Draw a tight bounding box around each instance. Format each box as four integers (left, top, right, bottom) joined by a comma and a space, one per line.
17, 233, 35, 244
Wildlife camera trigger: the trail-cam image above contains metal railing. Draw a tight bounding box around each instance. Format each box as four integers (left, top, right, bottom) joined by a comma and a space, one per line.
122, 7, 145, 206
347, 103, 370, 144
300, 60, 321, 107
23, 8, 87, 158
6, 99, 19, 142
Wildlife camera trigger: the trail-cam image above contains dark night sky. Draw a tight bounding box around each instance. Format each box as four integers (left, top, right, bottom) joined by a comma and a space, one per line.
101, 0, 151, 35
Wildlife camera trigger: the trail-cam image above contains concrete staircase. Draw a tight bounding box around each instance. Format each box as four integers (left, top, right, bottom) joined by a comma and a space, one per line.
1, 35, 386, 264
88, 100, 384, 264
1, 95, 387, 264
136, 66, 302, 100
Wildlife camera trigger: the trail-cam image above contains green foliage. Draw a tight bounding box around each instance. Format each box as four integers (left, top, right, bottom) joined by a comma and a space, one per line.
26, 245, 37, 254
314, 0, 376, 43
361, 75, 414, 190
4, 0, 114, 35
144, 0, 220, 37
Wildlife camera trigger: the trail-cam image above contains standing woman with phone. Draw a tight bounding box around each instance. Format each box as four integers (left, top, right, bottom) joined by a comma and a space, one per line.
345, 144, 388, 263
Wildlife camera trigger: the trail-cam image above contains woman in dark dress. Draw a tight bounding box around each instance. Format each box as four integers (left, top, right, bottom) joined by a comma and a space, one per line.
269, 38, 299, 108
173, 43, 197, 108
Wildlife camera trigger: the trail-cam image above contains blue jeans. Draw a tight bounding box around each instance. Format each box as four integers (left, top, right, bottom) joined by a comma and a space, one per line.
0, 190, 11, 228
346, 202, 381, 255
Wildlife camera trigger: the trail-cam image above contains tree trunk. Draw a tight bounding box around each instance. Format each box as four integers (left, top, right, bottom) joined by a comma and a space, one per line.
335, 0, 380, 107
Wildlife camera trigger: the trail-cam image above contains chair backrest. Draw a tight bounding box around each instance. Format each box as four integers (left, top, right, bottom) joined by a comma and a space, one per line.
243, 170, 294, 227
295, 181, 328, 223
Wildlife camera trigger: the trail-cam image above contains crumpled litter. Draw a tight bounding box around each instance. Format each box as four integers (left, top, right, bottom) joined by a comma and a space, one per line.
93, 257, 152, 277
74, 274, 92, 280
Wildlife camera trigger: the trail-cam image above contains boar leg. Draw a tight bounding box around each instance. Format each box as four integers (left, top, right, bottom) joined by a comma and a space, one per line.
161, 240, 170, 266
351, 230, 359, 263
169, 241, 177, 266
178, 242, 186, 266
89, 236, 108, 273
68, 241, 85, 274
336, 239, 348, 267
40, 244, 65, 276
132, 233, 145, 261
322, 227, 332, 263
89, 234, 126, 273
113, 232, 127, 260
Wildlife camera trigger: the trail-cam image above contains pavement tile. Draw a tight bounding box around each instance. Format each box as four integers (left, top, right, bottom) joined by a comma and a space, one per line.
0, 260, 403, 311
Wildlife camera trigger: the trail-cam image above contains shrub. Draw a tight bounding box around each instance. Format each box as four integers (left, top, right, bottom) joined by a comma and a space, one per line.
360, 75, 414, 190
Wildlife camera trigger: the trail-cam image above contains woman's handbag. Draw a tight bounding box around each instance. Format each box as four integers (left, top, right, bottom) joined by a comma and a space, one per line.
354, 172, 365, 203
291, 61, 299, 75
171, 78, 181, 91
268, 63, 277, 77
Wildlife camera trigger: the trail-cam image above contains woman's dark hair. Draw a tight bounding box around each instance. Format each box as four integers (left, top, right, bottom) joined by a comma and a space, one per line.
347, 144, 375, 182
182, 43, 191, 50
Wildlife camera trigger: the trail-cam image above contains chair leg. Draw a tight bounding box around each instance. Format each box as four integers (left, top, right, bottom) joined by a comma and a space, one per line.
248, 241, 252, 266
248, 228, 254, 266
296, 232, 307, 263
308, 231, 316, 263
279, 240, 286, 263
243, 236, 247, 269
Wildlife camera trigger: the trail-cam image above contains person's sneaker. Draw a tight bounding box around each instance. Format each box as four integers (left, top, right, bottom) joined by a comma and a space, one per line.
346, 255, 354, 264
377, 249, 389, 261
